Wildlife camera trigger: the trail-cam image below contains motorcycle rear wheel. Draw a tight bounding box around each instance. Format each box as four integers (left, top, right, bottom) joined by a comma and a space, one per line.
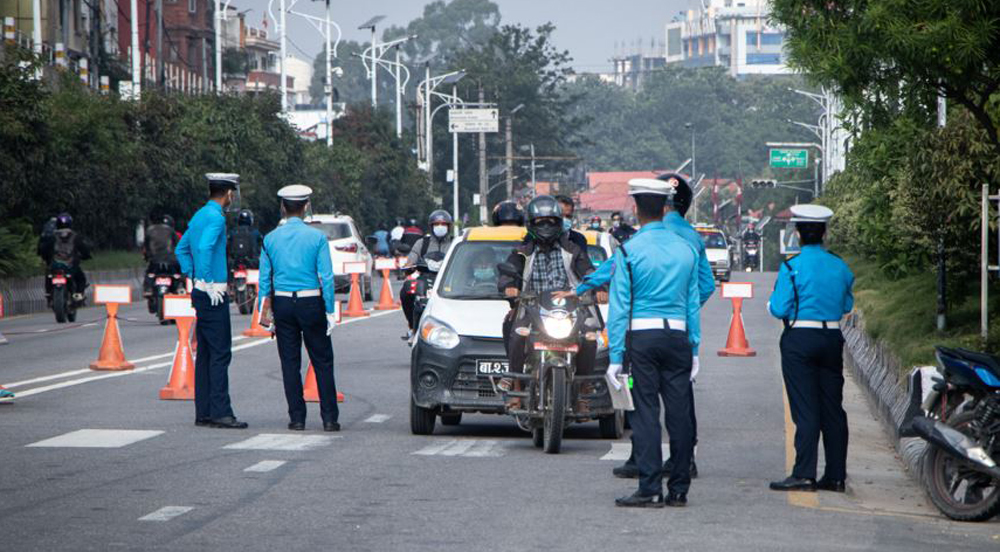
543, 368, 566, 454
923, 411, 1000, 522
236, 288, 249, 315
53, 289, 67, 324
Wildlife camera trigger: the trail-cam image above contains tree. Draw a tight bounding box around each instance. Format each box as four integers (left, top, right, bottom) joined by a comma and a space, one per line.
383, 0, 500, 69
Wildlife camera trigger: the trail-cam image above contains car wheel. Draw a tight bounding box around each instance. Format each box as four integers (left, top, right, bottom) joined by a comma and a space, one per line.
440, 412, 462, 426
599, 410, 625, 439
532, 427, 544, 448
410, 397, 436, 435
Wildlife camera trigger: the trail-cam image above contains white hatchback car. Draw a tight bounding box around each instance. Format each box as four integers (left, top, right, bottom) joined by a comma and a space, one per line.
307, 214, 374, 300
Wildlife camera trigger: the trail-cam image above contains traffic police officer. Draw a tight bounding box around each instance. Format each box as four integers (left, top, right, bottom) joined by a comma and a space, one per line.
608, 178, 701, 508
176, 173, 248, 429
258, 185, 340, 432
768, 204, 854, 493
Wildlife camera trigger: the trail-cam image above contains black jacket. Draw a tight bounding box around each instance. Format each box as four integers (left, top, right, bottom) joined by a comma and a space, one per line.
498, 233, 594, 293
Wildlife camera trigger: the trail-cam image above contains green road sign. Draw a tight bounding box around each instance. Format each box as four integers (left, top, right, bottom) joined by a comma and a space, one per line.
769, 148, 809, 169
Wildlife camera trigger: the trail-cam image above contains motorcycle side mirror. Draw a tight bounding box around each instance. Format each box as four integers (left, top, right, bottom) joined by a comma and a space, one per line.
497, 262, 521, 280
395, 243, 412, 254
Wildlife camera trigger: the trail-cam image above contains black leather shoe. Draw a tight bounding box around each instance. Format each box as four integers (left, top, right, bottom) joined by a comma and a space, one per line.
665, 492, 687, 507
210, 416, 249, 429
662, 459, 699, 479
323, 421, 341, 432
769, 476, 817, 491
615, 491, 665, 508
195, 418, 211, 427
817, 478, 846, 493
613, 463, 640, 479
288, 421, 305, 431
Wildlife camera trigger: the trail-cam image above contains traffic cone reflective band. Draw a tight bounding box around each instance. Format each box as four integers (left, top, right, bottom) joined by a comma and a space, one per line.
243, 285, 271, 337
90, 303, 135, 370
374, 269, 400, 310
343, 273, 369, 317
303, 362, 344, 403
160, 317, 195, 400
718, 297, 756, 357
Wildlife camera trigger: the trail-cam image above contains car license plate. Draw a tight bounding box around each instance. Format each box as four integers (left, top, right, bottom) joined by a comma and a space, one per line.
476, 359, 508, 376
155, 277, 172, 285
233, 271, 247, 278
534, 342, 579, 353
52, 276, 67, 284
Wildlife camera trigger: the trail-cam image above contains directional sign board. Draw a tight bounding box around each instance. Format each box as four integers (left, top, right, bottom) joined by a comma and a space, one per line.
449, 108, 499, 133
769, 148, 809, 169
780, 223, 801, 255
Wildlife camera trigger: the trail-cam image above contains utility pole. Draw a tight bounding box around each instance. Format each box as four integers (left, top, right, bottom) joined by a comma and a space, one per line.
130, 0, 141, 95
31, 0, 41, 78
325, 0, 333, 146
279, 0, 287, 111
478, 85, 488, 224
215, 0, 222, 91
394, 46, 403, 137
452, 84, 460, 235
370, 26, 377, 107
937, 94, 947, 331
156, 0, 163, 87
505, 116, 514, 199
530, 143, 537, 190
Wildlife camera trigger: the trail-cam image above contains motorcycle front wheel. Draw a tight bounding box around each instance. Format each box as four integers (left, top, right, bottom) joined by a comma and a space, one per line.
543, 367, 566, 454
923, 411, 1000, 522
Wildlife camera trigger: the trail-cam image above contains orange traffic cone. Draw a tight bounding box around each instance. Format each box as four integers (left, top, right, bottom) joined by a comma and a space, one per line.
243, 285, 271, 337
718, 297, 756, 357
374, 269, 400, 310
303, 362, 345, 403
160, 317, 196, 399
90, 303, 135, 371
342, 273, 370, 317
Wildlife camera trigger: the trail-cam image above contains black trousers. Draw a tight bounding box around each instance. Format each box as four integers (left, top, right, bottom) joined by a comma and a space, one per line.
624, 380, 697, 468
400, 283, 417, 329
780, 328, 848, 481
192, 289, 234, 420
629, 329, 694, 496
273, 295, 339, 424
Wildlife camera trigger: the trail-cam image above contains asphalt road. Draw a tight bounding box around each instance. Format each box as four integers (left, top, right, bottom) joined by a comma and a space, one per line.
1, 272, 998, 551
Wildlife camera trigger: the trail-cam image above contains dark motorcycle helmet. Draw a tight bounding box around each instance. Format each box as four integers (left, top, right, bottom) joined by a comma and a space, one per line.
161, 214, 176, 228
237, 209, 254, 227
491, 201, 525, 226
56, 213, 73, 230
657, 172, 690, 215
408, 217, 420, 228
526, 195, 563, 245
428, 209, 453, 226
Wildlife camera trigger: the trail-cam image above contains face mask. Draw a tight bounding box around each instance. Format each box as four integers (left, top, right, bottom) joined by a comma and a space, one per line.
612, 220, 621, 228
474, 268, 495, 280
432, 225, 448, 238
562, 219, 572, 232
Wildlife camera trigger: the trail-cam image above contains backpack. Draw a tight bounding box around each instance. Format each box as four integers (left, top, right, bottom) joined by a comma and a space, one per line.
52, 229, 76, 264
145, 224, 175, 259
231, 226, 258, 259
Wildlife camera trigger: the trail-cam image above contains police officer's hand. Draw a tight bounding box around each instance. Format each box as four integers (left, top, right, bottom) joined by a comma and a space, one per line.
206, 287, 225, 307
691, 355, 700, 382
326, 312, 337, 336
504, 287, 520, 298
606, 363, 624, 390
258, 300, 274, 332
596, 290, 609, 304
552, 290, 576, 300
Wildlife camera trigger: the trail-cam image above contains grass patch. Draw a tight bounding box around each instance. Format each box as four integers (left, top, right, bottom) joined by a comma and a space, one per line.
81, 250, 146, 272
846, 253, 999, 374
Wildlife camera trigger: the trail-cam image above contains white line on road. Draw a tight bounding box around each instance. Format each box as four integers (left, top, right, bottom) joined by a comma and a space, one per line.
599, 442, 670, 461
413, 439, 507, 458
138, 506, 194, 522
224, 434, 340, 451
364, 414, 391, 423
27, 429, 164, 448
244, 460, 287, 473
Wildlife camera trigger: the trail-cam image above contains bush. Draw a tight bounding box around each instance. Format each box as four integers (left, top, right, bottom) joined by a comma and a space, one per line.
0, 219, 42, 278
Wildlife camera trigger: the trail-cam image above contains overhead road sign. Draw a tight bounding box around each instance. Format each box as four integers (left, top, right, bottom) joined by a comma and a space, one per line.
770, 148, 809, 169
449, 108, 499, 133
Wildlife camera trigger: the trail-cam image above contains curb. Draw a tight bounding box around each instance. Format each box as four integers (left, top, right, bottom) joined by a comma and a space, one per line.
841, 313, 928, 484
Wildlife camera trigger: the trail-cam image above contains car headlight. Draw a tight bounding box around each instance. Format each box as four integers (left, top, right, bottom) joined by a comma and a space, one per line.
542, 316, 574, 340
419, 317, 460, 349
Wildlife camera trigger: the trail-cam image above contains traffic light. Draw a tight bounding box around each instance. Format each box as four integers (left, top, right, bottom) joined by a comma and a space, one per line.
750, 179, 777, 189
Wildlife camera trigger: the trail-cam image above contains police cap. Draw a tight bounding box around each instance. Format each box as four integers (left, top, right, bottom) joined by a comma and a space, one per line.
789, 204, 833, 224
627, 178, 677, 199
205, 173, 240, 189
277, 184, 313, 202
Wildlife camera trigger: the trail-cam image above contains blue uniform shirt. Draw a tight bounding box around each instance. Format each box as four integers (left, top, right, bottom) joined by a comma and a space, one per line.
576, 257, 613, 295
176, 201, 229, 283
608, 222, 701, 365
258, 217, 337, 314
663, 212, 715, 306
768, 245, 854, 322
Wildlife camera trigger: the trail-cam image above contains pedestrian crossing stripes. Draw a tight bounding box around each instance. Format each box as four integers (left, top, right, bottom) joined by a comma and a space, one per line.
599, 442, 670, 461
412, 439, 507, 458
224, 433, 340, 451
364, 414, 392, 423
244, 460, 287, 473
138, 506, 194, 521
27, 429, 164, 449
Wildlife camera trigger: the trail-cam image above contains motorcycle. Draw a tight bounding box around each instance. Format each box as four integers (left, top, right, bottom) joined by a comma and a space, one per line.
47, 266, 83, 323
901, 346, 1000, 521
743, 245, 759, 272
409, 251, 445, 329
230, 263, 257, 315
147, 265, 186, 324
495, 262, 620, 454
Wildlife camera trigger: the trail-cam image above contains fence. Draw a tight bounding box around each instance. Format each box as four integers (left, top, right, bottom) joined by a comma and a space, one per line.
0, 268, 146, 317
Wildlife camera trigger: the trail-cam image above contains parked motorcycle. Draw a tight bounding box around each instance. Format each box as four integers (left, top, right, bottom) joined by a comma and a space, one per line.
230, 263, 257, 315
901, 346, 1000, 521
47, 266, 82, 323
147, 266, 187, 324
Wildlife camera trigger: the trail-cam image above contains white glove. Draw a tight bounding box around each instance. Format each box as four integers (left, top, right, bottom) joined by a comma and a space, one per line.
326, 312, 337, 336
606, 363, 624, 390
691, 356, 700, 382
195, 279, 225, 306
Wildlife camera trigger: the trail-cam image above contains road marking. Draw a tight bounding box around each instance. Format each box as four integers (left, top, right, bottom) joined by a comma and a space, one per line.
224, 433, 340, 451
244, 460, 287, 473
782, 382, 820, 508
138, 506, 194, 522
364, 414, 391, 423
412, 439, 507, 458
27, 429, 164, 448
599, 442, 670, 461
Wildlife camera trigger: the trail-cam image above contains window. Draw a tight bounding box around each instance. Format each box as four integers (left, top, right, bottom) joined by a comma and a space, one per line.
746, 53, 782, 65
309, 222, 353, 240
437, 241, 516, 300
746, 32, 783, 46
188, 0, 196, 13
698, 232, 728, 249
587, 245, 607, 268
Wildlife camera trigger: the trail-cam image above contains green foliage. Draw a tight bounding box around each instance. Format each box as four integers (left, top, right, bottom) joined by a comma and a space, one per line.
0, 219, 42, 278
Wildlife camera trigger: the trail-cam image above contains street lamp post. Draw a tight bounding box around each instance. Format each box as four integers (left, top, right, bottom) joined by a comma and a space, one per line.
418, 68, 466, 177
505, 104, 524, 199
359, 30, 415, 137
289, 1, 342, 145
685, 122, 696, 184
452, 84, 460, 235
357, 16, 385, 107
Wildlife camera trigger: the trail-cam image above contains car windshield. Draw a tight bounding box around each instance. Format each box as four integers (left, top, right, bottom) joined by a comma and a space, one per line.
699, 232, 727, 249
437, 241, 517, 300
587, 245, 607, 267
310, 222, 353, 240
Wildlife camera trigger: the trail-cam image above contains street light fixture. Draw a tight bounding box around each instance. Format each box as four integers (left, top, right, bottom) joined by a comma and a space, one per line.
359, 28, 417, 136
685, 122, 696, 187
288, 0, 343, 145
418, 68, 466, 175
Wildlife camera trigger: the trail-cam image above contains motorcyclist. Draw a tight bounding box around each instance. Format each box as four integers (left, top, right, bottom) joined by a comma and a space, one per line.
492, 200, 525, 227
390, 218, 406, 252
496, 195, 597, 399
40, 213, 91, 303
227, 209, 262, 269
37, 216, 57, 266
370, 223, 392, 257
401, 210, 455, 337
401, 217, 424, 250
142, 214, 182, 297
609, 210, 637, 243
554, 195, 589, 250
588, 215, 603, 231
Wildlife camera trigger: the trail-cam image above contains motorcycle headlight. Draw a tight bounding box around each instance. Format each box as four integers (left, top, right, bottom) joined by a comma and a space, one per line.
542, 314, 574, 340
419, 317, 460, 349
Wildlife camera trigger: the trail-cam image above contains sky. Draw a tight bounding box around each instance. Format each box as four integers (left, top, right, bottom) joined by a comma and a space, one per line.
238, 0, 690, 73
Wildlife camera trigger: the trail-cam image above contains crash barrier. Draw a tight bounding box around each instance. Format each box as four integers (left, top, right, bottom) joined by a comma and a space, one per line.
342, 262, 370, 317
89, 285, 135, 371
841, 312, 928, 483
242, 270, 271, 338
374, 258, 400, 311
0, 267, 145, 317
303, 362, 345, 403
159, 295, 196, 400
717, 282, 756, 357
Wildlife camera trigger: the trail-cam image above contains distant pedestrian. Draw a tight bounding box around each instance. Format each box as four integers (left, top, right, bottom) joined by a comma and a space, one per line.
768, 204, 854, 493
176, 173, 248, 430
